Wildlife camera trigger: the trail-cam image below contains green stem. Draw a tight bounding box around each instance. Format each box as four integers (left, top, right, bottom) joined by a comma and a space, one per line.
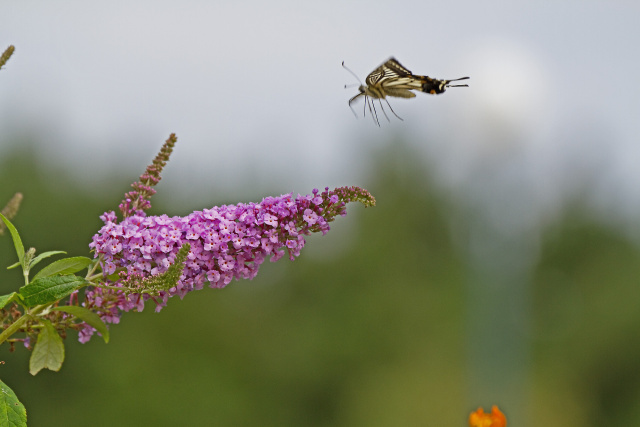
85, 255, 102, 278
0, 304, 47, 345
0, 314, 28, 345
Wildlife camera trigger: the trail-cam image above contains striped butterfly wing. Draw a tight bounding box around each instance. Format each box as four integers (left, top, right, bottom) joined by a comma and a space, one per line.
366, 58, 424, 98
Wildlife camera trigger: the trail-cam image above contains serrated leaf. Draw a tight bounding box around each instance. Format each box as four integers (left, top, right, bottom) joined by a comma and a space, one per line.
0, 213, 24, 267
19, 275, 86, 307
29, 250, 67, 270
0, 293, 18, 309
52, 306, 110, 343
29, 320, 64, 375
0, 379, 27, 427
33, 256, 91, 281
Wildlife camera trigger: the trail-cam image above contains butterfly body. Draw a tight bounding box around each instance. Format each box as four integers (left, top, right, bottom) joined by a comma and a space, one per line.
344, 57, 469, 125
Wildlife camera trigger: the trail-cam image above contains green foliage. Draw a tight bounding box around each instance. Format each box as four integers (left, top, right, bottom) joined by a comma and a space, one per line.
0, 293, 19, 310
51, 306, 109, 343
0, 213, 25, 270
0, 211, 101, 384
29, 320, 64, 375
0, 379, 27, 427
19, 275, 86, 307
32, 256, 92, 281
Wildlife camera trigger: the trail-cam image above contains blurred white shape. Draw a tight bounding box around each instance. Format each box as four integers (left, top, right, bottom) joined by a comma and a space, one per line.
468, 38, 548, 133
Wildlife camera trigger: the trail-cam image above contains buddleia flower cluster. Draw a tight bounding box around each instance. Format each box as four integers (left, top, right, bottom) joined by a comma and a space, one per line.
83, 186, 375, 342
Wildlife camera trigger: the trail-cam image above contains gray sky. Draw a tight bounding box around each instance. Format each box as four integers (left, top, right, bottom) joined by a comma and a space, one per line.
2, 1, 640, 226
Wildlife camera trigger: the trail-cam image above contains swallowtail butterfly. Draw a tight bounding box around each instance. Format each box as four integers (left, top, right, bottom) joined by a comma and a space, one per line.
343, 57, 469, 125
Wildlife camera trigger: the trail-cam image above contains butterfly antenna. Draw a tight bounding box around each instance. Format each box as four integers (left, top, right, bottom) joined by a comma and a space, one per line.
384, 99, 404, 121
342, 61, 364, 85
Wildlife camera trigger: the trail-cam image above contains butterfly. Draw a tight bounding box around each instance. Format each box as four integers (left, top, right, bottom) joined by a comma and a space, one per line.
342, 57, 469, 125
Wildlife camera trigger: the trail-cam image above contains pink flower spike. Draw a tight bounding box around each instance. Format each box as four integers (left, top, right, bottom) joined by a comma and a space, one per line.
83, 186, 375, 343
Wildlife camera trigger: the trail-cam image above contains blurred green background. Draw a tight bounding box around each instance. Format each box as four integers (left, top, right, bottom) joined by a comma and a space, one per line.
2, 136, 640, 427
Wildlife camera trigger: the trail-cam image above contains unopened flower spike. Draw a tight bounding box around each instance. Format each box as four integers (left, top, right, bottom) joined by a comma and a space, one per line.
119, 133, 177, 218
469, 405, 507, 427
83, 186, 375, 343
0, 45, 15, 70
0, 192, 23, 235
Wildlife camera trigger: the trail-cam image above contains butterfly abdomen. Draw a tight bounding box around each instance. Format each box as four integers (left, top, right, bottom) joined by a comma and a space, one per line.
415, 76, 448, 94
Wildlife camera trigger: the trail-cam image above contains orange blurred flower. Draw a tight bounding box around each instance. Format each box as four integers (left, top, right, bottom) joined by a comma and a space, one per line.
468, 405, 506, 427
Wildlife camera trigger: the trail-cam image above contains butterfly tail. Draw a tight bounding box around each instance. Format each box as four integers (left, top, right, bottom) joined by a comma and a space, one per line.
416, 76, 470, 94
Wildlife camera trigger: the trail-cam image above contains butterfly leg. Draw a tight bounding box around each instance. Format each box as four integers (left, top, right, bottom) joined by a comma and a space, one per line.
363, 95, 368, 118
369, 98, 380, 126
384, 99, 404, 121
378, 99, 391, 122
348, 103, 359, 118
363, 96, 378, 126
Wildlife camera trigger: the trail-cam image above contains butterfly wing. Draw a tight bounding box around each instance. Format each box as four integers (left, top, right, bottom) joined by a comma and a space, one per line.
383, 57, 413, 76
365, 58, 425, 97
383, 87, 417, 98
365, 57, 410, 86
364, 64, 386, 86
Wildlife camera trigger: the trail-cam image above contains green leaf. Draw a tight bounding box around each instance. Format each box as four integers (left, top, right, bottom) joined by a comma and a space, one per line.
0, 213, 24, 267
29, 250, 67, 270
52, 306, 110, 343
29, 320, 64, 375
19, 275, 86, 307
0, 293, 18, 309
0, 379, 27, 427
6, 261, 20, 270
107, 271, 121, 281
32, 256, 92, 281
